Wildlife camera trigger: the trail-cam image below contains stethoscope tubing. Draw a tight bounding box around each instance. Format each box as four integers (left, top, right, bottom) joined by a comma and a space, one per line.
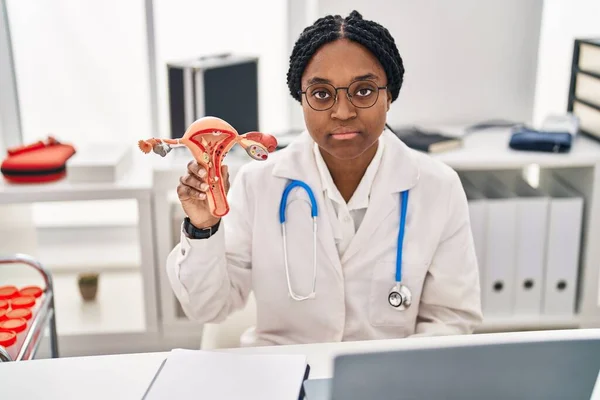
279, 179, 410, 307
280, 180, 319, 301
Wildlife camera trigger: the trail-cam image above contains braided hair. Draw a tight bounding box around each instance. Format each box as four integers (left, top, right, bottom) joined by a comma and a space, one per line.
287, 10, 405, 103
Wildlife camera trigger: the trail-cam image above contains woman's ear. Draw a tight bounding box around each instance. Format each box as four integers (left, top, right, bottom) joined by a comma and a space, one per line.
386, 91, 392, 111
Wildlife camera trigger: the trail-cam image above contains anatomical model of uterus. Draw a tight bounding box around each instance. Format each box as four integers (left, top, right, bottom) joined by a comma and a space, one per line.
138, 116, 277, 217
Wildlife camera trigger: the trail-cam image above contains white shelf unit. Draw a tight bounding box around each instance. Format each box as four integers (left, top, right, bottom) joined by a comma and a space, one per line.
0, 152, 165, 355
434, 128, 600, 330
152, 129, 600, 338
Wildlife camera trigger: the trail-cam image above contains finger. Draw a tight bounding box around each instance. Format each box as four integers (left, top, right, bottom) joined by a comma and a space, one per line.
221, 164, 229, 181
221, 165, 231, 192
179, 175, 208, 196
187, 160, 207, 179
180, 174, 210, 192
177, 183, 207, 201
176, 183, 193, 201
177, 184, 192, 201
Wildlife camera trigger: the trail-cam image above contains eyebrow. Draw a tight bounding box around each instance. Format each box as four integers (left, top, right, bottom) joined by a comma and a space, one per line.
306, 73, 380, 86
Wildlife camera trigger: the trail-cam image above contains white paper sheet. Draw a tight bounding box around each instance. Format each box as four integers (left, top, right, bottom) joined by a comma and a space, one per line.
143, 349, 308, 400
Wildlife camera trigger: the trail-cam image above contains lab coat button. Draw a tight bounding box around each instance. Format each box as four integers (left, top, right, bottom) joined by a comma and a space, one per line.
181, 248, 186, 256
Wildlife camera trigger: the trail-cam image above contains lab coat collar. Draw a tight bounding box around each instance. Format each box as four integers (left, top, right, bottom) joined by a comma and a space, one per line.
312, 137, 384, 211
272, 128, 420, 193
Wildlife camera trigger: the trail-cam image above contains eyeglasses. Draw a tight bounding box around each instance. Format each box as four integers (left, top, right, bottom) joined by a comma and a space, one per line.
298, 80, 388, 111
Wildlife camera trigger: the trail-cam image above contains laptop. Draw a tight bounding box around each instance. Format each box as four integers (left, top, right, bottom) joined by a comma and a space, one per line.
304, 334, 600, 400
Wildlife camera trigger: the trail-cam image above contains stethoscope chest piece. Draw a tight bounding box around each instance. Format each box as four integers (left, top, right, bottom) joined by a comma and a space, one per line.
388, 283, 412, 310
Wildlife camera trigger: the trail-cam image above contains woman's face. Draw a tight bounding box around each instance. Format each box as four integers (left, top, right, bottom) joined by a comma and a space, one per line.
300, 38, 391, 161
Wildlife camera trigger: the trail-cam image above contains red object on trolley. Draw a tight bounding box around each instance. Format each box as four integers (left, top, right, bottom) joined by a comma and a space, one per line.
10, 296, 36, 309
0, 331, 16, 347
0, 318, 27, 333
6, 308, 32, 321
19, 286, 43, 298
0, 308, 7, 322
0, 286, 18, 300
0, 299, 8, 310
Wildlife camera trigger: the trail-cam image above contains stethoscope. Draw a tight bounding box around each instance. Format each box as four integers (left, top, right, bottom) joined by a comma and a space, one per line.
279, 179, 412, 310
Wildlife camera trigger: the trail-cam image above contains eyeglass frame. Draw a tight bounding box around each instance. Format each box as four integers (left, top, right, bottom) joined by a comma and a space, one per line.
297, 79, 389, 111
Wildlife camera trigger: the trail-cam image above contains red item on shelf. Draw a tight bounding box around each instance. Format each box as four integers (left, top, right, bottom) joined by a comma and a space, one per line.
0, 318, 27, 333
0, 331, 16, 347
6, 308, 32, 321
10, 296, 36, 309
0, 286, 19, 300
0, 299, 8, 310
19, 286, 43, 298
7, 140, 46, 156
1, 137, 76, 184
0, 308, 7, 322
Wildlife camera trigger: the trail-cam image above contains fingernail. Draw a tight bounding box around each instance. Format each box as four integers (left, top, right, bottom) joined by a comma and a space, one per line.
198, 192, 206, 200
198, 168, 207, 178
200, 183, 209, 191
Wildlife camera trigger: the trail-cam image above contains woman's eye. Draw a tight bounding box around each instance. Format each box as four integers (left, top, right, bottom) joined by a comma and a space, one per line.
313, 91, 331, 100
356, 88, 373, 97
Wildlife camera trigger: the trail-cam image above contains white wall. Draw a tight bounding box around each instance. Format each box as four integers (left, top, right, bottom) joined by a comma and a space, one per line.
532, 0, 600, 125
6, 0, 152, 145
0, 0, 21, 149
0, 112, 4, 155
290, 0, 544, 128
153, 0, 289, 136
3, 1, 598, 227
6, 0, 151, 226
5, 0, 289, 227
7, 0, 290, 143
7, 1, 596, 143
286, 0, 320, 132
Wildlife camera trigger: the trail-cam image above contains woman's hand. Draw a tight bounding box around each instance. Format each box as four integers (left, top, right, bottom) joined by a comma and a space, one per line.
177, 161, 230, 228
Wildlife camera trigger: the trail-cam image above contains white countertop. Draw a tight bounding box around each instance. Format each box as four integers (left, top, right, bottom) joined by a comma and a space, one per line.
153, 128, 600, 192
3, 127, 600, 196
429, 127, 600, 169
5, 128, 598, 203
2, 329, 600, 399
0, 148, 154, 204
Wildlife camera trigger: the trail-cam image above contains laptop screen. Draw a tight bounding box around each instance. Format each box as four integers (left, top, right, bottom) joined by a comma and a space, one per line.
328, 338, 600, 400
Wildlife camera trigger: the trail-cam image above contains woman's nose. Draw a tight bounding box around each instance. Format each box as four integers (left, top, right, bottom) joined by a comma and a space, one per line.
331, 91, 357, 120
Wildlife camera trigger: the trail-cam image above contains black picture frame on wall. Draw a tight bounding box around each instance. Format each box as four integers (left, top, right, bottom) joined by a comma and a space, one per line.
567, 38, 600, 142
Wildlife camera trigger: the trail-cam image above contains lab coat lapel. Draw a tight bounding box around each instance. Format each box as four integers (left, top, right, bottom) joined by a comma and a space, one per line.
341, 130, 420, 265
272, 132, 343, 279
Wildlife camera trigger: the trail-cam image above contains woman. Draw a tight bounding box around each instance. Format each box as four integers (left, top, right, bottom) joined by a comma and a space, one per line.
167, 10, 482, 346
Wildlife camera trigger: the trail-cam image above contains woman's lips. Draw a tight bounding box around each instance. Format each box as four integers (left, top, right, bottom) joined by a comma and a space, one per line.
331, 132, 359, 140
330, 129, 360, 140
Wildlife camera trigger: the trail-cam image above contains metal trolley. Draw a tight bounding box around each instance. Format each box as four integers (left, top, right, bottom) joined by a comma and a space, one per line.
0, 254, 59, 362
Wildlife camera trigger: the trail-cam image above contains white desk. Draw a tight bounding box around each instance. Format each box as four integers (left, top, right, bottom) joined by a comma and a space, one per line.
2, 329, 600, 399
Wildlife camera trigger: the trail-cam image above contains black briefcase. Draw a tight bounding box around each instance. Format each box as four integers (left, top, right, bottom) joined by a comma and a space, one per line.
167, 54, 259, 138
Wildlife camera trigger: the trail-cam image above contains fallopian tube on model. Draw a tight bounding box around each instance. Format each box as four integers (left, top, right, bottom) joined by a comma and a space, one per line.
138, 116, 277, 217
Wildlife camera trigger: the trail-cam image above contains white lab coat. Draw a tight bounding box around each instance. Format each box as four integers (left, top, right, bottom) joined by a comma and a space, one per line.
166, 129, 483, 346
